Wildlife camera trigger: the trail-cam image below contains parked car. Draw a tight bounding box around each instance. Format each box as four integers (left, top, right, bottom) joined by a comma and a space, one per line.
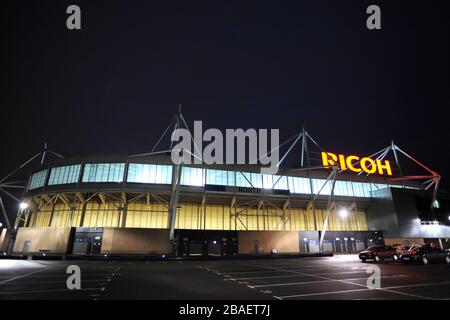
393, 245, 418, 261
400, 246, 450, 265
359, 245, 397, 262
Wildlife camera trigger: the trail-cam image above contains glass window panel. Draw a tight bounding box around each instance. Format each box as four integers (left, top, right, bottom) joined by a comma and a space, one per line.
127, 164, 172, 184
82, 163, 125, 183
206, 169, 234, 186
48, 165, 81, 185
287, 176, 311, 194
181, 167, 204, 186
250, 173, 262, 188
262, 175, 289, 190
235, 171, 252, 187
262, 174, 272, 189
28, 170, 48, 190
311, 179, 331, 195
334, 181, 352, 197
275, 176, 289, 190
351, 182, 366, 197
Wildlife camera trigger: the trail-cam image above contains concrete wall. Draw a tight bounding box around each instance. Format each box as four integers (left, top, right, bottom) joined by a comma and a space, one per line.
366, 188, 399, 232
13, 227, 72, 254
384, 238, 424, 246
390, 188, 450, 239
238, 231, 299, 254
101, 228, 173, 254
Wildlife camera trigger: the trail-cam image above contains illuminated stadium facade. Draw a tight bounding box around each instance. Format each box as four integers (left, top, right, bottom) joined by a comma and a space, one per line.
1, 113, 449, 256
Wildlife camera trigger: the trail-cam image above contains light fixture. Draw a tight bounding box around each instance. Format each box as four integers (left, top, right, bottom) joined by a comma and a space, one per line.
0, 222, 3, 228
433, 199, 440, 209
19, 202, 28, 210
339, 209, 348, 218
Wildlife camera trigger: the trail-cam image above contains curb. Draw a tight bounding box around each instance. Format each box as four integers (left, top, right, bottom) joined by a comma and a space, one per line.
23, 252, 333, 261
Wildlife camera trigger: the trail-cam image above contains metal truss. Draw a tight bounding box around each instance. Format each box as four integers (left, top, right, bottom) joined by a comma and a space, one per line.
257, 128, 443, 251
347, 141, 441, 211
228, 195, 292, 231
1, 143, 64, 231
7, 109, 442, 255
129, 106, 197, 240
18, 191, 171, 229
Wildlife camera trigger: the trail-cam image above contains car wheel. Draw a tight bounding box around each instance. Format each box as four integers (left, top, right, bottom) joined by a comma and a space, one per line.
422, 256, 429, 265
446, 256, 450, 264
360, 258, 366, 263
374, 255, 381, 262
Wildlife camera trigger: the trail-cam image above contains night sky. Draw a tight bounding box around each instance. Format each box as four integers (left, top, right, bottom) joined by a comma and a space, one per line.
0, 1, 449, 221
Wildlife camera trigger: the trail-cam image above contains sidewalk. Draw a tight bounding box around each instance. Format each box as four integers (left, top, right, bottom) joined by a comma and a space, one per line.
0, 252, 333, 261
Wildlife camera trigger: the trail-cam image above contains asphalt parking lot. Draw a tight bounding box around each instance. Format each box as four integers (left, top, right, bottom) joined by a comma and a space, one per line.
0, 255, 449, 300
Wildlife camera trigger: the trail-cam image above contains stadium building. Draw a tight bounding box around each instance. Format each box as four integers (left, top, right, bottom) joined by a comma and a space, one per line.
1, 114, 449, 256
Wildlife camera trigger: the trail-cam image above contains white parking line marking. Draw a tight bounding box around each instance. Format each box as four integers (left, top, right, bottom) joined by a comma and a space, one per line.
216, 267, 360, 275
255, 265, 446, 300
235, 274, 312, 280
221, 270, 293, 275
0, 278, 111, 286
278, 287, 369, 299
248, 275, 408, 288
208, 266, 342, 273
277, 281, 450, 300
0, 288, 102, 295
234, 270, 368, 280
0, 270, 45, 285
0, 273, 119, 279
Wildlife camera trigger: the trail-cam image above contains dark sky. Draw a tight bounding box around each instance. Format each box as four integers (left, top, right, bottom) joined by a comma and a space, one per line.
0, 0, 449, 217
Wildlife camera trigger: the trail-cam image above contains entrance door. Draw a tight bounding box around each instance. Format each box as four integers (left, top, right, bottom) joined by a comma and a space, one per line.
347, 238, 356, 252
322, 240, 333, 252
91, 235, 102, 254
189, 240, 202, 255
72, 237, 90, 254
334, 238, 343, 252
208, 240, 220, 255
72, 229, 103, 255
355, 240, 365, 252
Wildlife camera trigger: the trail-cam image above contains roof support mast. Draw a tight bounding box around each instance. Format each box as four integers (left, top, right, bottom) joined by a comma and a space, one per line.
168, 106, 183, 241
319, 165, 338, 252
358, 142, 441, 211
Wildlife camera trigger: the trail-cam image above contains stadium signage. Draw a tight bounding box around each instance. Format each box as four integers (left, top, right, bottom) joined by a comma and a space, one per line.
321, 152, 393, 176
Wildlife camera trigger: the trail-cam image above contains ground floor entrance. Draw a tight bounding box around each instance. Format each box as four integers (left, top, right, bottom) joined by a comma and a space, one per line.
175, 230, 238, 256
72, 227, 103, 255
